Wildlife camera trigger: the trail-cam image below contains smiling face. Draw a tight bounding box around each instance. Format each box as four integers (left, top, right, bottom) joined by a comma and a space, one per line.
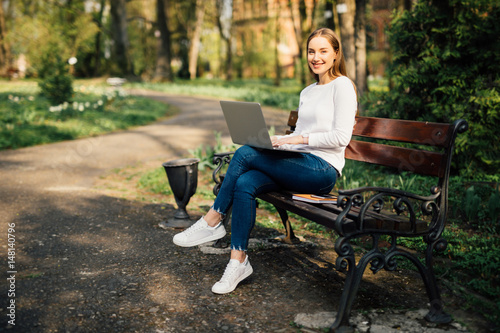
307, 36, 338, 84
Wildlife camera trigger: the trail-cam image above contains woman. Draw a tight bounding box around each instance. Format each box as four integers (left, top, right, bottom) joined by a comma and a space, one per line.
173, 27, 357, 294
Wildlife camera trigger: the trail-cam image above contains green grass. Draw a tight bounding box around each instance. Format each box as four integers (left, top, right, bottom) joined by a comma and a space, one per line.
128, 78, 303, 111
0, 80, 175, 150
127, 76, 390, 111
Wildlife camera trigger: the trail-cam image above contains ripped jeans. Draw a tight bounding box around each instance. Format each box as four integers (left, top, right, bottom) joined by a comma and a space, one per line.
212, 145, 338, 251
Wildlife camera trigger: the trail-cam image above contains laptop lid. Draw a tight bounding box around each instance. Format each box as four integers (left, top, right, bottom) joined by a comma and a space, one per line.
220, 100, 274, 149
219, 100, 309, 153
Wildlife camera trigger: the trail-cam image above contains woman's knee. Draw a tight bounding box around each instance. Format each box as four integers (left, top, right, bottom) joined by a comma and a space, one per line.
233, 145, 258, 161
234, 170, 278, 199
234, 174, 258, 198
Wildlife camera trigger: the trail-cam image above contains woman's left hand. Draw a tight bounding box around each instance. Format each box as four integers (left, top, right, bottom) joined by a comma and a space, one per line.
271, 135, 306, 147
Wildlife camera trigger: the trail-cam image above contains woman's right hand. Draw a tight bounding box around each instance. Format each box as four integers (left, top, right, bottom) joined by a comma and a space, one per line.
271, 135, 305, 147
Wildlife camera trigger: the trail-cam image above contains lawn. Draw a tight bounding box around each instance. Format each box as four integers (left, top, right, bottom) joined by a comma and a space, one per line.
0, 79, 175, 150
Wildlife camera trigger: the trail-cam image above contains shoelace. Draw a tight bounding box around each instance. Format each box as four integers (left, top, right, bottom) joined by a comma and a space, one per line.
183, 220, 206, 236
219, 262, 240, 282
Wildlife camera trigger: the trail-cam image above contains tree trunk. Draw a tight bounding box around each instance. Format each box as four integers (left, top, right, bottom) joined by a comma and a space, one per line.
338, 0, 356, 80
154, 0, 173, 81
216, 0, 233, 80
355, 0, 367, 99
0, 1, 11, 77
188, 0, 205, 80
92, 0, 106, 77
110, 0, 134, 76
288, 0, 305, 85
274, 5, 281, 87
289, 0, 320, 85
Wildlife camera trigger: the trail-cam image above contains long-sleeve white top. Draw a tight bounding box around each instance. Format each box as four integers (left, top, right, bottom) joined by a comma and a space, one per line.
279, 76, 358, 175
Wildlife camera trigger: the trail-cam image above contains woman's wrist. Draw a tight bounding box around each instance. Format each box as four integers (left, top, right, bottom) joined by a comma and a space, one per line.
302, 134, 309, 144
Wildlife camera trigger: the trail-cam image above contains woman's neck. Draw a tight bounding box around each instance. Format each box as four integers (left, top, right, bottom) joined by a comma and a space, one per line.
317, 74, 339, 85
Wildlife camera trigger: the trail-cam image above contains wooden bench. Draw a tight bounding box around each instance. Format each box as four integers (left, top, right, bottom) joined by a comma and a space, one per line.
212, 110, 468, 332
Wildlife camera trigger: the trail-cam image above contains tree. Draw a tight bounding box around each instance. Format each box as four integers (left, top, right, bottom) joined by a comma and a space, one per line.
288, 0, 322, 85
215, 0, 233, 80
364, 0, 500, 176
188, 0, 205, 79
0, 1, 11, 77
354, 0, 367, 96
154, 0, 173, 81
337, 0, 356, 79
91, 0, 107, 77
110, 0, 134, 76
328, 0, 367, 97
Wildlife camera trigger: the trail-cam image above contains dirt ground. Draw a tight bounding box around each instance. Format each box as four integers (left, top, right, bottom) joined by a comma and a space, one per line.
0, 91, 495, 332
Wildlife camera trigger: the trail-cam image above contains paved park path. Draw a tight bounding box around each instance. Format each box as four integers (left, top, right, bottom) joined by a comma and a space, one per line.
0, 91, 477, 332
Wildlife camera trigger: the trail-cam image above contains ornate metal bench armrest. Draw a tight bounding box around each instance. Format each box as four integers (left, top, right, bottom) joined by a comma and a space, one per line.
212, 152, 235, 196
335, 185, 443, 236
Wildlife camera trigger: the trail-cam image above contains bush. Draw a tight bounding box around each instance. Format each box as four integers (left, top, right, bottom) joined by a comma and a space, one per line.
38, 46, 74, 105
362, 0, 500, 177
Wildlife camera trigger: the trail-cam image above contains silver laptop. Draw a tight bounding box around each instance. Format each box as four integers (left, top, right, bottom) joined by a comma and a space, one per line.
219, 100, 309, 153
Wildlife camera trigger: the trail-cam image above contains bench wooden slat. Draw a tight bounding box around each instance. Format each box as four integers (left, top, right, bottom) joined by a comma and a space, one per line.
346, 140, 446, 177
287, 112, 453, 148
353, 117, 453, 148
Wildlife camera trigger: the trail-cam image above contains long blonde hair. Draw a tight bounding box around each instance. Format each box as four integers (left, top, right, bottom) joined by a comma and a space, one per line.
306, 28, 348, 82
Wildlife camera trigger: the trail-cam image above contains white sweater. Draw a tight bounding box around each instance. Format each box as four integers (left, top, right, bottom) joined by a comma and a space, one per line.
280, 76, 357, 175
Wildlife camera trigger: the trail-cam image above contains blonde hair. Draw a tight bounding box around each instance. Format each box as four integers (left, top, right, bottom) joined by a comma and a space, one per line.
306, 28, 348, 82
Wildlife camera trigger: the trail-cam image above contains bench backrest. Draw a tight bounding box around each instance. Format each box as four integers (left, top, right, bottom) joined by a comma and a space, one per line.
287, 110, 468, 179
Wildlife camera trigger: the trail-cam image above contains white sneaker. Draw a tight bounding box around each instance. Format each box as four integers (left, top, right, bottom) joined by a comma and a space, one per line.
212, 256, 253, 294
172, 217, 226, 247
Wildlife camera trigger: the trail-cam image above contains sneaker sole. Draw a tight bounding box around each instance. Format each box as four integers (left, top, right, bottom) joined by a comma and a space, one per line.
173, 229, 226, 247
212, 265, 254, 294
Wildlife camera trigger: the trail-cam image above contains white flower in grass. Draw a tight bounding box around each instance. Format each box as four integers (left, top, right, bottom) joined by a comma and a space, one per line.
28, 96, 34, 101
49, 105, 62, 112
73, 101, 78, 110
78, 104, 84, 112
98, 100, 103, 106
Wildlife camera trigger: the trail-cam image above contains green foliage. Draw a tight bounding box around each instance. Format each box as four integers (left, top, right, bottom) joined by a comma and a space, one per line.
38, 47, 74, 104
443, 226, 500, 305
189, 131, 239, 170
464, 186, 482, 222
362, 0, 500, 176
10, 3, 99, 77
138, 167, 172, 196
488, 190, 500, 224
459, 183, 500, 233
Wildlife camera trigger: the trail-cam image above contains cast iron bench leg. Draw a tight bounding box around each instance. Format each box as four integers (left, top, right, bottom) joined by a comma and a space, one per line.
330, 236, 371, 333
274, 206, 300, 244
422, 238, 452, 324
387, 236, 452, 324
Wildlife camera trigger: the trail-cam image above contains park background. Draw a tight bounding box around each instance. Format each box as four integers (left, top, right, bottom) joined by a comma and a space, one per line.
1, 0, 499, 331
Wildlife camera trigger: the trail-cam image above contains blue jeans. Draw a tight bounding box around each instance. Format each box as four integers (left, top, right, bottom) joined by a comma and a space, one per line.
212, 145, 338, 251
